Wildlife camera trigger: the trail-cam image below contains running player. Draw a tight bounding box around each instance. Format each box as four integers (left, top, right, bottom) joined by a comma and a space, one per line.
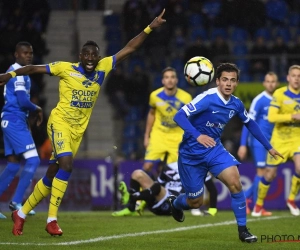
253, 65, 300, 217
0, 42, 42, 219
143, 67, 192, 174
237, 72, 279, 216
0, 10, 166, 236
168, 63, 283, 243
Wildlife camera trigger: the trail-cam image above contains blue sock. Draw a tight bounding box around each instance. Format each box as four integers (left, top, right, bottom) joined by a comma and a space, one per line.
56, 168, 71, 181
173, 193, 190, 210
252, 175, 262, 204
244, 184, 253, 199
0, 162, 20, 196
231, 191, 247, 226
12, 157, 40, 204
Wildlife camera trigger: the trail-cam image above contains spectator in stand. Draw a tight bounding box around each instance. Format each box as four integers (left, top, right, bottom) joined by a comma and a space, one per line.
210, 35, 230, 66
184, 36, 210, 63
250, 36, 270, 81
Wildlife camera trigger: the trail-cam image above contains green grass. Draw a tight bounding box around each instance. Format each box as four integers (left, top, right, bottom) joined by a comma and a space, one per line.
0, 210, 299, 250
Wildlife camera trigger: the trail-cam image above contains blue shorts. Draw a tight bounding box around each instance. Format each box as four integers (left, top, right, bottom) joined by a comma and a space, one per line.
250, 145, 267, 168
178, 143, 240, 199
1, 115, 36, 156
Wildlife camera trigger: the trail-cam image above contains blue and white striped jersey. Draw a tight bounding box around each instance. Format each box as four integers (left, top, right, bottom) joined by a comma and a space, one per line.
1, 63, 31, 119
180, 87, 250, 155
248, 91, 274, 146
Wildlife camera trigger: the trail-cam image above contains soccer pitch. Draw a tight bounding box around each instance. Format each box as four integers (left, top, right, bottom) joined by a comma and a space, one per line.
0, 211, 299, 250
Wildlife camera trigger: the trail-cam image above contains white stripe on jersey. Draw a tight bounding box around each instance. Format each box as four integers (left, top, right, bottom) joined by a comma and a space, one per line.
249, 91, 272, 120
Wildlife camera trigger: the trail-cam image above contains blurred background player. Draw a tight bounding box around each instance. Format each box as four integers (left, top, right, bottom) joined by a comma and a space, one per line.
190, 173, 218, 216
112, 161, 183, 216
0, 42, 42, 219
142, 67, 192, 176
237, 72, 279, 216
0, 10, 166, 236
253, 65, 300, 217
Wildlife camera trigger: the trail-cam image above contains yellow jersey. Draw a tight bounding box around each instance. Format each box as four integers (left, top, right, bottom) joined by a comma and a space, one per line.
149, 87, 192, 134
268, 86, 300, 140
46, 56, 115, 133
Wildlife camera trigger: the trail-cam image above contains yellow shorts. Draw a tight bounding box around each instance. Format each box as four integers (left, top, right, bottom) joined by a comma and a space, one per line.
266, 138, 300, 165
145, 131, 182, 164
47, 116, 83, 162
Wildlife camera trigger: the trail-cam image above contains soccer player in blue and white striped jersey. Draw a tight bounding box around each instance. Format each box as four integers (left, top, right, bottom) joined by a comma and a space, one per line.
238, 72, 279, 216
168, 63, 283, 243
0, 42, 43, 219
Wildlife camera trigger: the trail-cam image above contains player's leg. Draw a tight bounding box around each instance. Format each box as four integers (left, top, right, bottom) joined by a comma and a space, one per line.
168, 155, 205, 222
287, 154, 300, 216
204, 175, 218, 216
10, 149, 40, 215
217, 165, 257, 243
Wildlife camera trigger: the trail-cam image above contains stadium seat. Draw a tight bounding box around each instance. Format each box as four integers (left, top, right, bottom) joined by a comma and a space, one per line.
274, 27, 291, 43
105, 28, 122, 42
232, 44, 248, 56
103, 14, 120, 27
123, 123, 141, 139
254, 27, 272, 41
171, 57, 184, 73
210, 28, 227, 40
127, 57, 146, 73
122, 140, 138, 158
152, 73, 163, 90
188, 13, 204, 27
105, 42, 122, 55
125, 107, 143, 122
190, 27, 208, 41
231, 27, 249, 42
289, 12, 300, 27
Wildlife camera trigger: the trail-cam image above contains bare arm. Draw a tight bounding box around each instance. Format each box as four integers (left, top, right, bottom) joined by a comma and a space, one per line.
115, 9, 166, 64
0, 65, 48, 85
144, 108, 156, 148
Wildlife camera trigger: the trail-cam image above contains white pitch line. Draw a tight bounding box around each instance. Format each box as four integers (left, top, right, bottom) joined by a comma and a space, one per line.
0, 215, 290, 246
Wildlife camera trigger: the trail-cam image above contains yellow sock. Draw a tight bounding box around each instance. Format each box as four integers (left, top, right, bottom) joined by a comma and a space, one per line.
48, 177, 68, 218
22, 178, 51, 214
256, 181, 270, 206
288, 175, 300, 201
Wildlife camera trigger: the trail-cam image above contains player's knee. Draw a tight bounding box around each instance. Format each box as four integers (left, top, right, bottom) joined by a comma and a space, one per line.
227, 180, 242, 193
7, 162, 20, 174
150, 182, 161, 196
132, 169, 145, 180
24, 156, 40, 173
187, 197, 203, 208
143, 162, 153, 172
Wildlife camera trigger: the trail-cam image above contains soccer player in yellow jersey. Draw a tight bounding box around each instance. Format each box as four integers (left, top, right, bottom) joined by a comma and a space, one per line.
143, 67, 192, 173
253, 65, 300, 216
0, 10, 166, 236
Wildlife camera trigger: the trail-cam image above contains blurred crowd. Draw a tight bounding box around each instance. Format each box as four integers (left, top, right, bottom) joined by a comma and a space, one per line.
103, 0, 300, 159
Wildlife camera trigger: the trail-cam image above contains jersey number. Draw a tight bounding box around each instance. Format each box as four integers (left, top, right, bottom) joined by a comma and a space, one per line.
1, 120, 9, 128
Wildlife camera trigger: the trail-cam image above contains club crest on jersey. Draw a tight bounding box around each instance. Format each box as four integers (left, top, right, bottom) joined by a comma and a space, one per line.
229, 110, 235, 118
56, 140, 65, 150
166, 106, 173, 113
295, 105, 300, 112
82, 80, 92, 88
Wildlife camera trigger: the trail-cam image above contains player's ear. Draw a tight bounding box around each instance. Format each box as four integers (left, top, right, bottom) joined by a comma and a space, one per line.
14, 51, 18, 59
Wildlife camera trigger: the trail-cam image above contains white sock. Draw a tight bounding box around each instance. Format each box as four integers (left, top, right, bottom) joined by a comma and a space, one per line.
47, 217, 57, 223
17, 208, 26, 219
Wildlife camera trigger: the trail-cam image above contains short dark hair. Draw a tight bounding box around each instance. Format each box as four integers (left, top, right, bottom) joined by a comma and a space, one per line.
82, 40, 99, 50
15, 41, 32, 51
216, 63, 240, 81
162, 66, 177, 77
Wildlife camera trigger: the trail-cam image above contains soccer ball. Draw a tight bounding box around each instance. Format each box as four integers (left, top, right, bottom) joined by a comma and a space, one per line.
184, 56, 214, 86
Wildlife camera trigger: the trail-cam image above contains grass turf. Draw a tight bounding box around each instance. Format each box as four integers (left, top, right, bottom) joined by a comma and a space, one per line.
0, 210, 299, 250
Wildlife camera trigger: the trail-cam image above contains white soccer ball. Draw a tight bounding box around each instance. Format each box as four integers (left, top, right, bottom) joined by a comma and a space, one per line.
184, 56, 215, 86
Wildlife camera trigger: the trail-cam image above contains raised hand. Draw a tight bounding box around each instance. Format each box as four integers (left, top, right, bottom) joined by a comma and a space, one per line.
149, 9, 166, 29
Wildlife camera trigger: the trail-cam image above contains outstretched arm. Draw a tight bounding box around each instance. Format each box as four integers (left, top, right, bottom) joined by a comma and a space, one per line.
144, 108, 155, 148
0, 65, 48, 86
115, 9, 166, 64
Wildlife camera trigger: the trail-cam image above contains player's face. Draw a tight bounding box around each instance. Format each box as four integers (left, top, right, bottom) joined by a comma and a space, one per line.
80, 46, 100, 73
15, 46, 33, 66
162, 70, 178, 90
216, 71, 238, 100
263, 74, 278, 95
287, 68, 300, 91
